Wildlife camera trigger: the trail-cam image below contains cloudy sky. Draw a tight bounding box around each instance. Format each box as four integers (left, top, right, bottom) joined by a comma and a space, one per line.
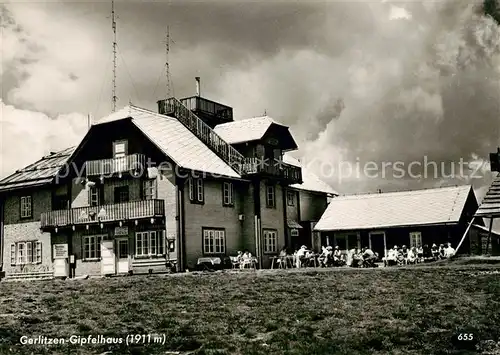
1, 0, 500, 199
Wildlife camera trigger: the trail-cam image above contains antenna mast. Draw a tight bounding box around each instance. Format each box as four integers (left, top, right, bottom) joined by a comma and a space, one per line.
111, 0, 118, 112
165, 25, 173, 99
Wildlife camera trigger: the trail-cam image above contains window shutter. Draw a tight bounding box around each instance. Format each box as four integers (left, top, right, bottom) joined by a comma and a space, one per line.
198, 179, 204, 203
10, 244, 16, 266
27, 242, 33, 263
188, 178, 194, 201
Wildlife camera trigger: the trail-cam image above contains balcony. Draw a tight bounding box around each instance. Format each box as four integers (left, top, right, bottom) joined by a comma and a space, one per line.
157, 98, 244, 173
41, 199, 165, 230
85, 154, 146, 177
241, 158, 302, 184
179, 96, 233, 124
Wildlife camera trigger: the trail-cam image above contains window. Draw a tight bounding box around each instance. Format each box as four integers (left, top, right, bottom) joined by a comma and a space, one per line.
188, 177, 204, 204
10, 241, 42, 266
203, 228, 225, 255
266, 185, 275, 208
410, 232, 422, 248
113, 140, 128, 158
287, 190, 295, 206
290, 229, 299, 237
143, 179, 157, 200
20, 196, 32, 218
135, 231, 166, 257
222, 182, 234, 206
263, 230, 278, 254
83, 235, 104, 260
114, 185, 129, 203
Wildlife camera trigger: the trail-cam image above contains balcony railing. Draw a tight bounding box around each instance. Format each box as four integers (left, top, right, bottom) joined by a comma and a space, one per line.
158, 98, 245, 174
180, 96, 233, 122
240, 158, 302, 183
41, 199, 165, 229
85, 154, 146, 177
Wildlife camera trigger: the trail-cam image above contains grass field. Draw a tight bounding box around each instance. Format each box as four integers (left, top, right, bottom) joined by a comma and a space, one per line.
1, 264, 500, 355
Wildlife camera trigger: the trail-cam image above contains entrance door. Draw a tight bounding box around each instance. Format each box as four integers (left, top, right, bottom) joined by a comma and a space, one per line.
116, 238, 130, 274
369, 232, 386, 258
101, 241, 116, 275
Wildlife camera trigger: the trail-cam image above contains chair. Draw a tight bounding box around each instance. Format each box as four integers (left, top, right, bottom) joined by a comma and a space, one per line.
230, 256, 240, 269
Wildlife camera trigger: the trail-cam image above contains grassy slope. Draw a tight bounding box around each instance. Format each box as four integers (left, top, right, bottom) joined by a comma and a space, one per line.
1, 266, 500, 355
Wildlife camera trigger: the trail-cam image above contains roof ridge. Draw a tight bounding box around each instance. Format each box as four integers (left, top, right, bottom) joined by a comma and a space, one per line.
336, 185, 471, 200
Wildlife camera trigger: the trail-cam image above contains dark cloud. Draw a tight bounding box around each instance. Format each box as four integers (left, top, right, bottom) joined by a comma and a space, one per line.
4, 0, 500, 196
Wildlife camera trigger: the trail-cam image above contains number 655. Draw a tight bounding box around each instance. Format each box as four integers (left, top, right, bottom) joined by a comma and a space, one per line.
458, 334, 474, 341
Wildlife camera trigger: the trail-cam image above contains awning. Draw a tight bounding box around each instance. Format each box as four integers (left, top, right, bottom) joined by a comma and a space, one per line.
287, 219, 303, 229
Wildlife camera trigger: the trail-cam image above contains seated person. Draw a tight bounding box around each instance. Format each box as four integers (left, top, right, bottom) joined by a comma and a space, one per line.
351, 248, 363, 267
361, 247, 377, 267
396, 246, 405, 265
416, 245, 424, 262
444, 242, 455, 258
422, 244, 432, 260
240, 251, 254, 269
431, 243, 439, 259
277, 247, 288, 267
401, 245, 409, 259
332, 246, 344, 266
406, 247, 417, 264
439, 244, 445, 259
318, 246, 328, 267
383, 246, 398, 267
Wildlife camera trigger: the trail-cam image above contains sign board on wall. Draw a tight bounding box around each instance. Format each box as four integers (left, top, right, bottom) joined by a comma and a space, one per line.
53, 244, 69, 259
114, 226, 129, 236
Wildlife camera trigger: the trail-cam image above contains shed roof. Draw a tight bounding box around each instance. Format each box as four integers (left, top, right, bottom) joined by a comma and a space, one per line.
314, 185, 473, 231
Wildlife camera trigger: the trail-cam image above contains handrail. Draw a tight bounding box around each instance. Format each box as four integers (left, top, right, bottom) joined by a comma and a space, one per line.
159, 98, 245, 174
85, 154, 146, 177
41, 199, 165, 228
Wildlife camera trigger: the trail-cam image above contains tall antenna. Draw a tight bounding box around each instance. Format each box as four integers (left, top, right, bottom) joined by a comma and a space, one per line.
165, 25, 173, 98
87, 113, 91, 131
111, 0, 118, 112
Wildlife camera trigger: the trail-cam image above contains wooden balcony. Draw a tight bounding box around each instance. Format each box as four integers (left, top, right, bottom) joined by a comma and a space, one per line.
180, 96, 233, 123
41, 199, 165, 230
157, 98, 245, 173
240, 158, 302, 184
85, 154, 146, 177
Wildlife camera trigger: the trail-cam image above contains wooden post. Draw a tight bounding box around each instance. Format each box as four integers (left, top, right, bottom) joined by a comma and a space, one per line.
486, 217, 493, 254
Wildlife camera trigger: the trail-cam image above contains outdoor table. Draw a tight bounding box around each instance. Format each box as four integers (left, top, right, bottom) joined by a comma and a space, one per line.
197, 257, 221, 265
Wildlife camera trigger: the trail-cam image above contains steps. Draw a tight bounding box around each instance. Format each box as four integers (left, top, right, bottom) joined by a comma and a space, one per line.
2, 271, 54, 282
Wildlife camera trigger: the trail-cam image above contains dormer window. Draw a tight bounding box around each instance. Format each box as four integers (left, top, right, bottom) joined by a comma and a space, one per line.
113, 140, 128, 159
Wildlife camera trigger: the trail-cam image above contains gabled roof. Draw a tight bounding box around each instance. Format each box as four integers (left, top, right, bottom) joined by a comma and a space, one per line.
475, 175, 500, 218
283, 154, 338, 196
213, 116, 288, 145
314, 185, 473, 231
96, 106, 241, 179
0, 147, 75, 192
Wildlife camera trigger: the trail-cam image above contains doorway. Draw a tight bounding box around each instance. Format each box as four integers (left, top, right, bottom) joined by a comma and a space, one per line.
116, 238, 130, 274
369, 232, 386, 258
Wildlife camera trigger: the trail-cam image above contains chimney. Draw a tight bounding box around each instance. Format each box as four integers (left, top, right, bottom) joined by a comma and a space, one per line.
195, 77, 201, 97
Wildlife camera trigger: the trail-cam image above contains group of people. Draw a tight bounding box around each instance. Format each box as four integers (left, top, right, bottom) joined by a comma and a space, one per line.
382, 242, 456, 266
317, 246, 379, 268
235, 251, 257, 269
